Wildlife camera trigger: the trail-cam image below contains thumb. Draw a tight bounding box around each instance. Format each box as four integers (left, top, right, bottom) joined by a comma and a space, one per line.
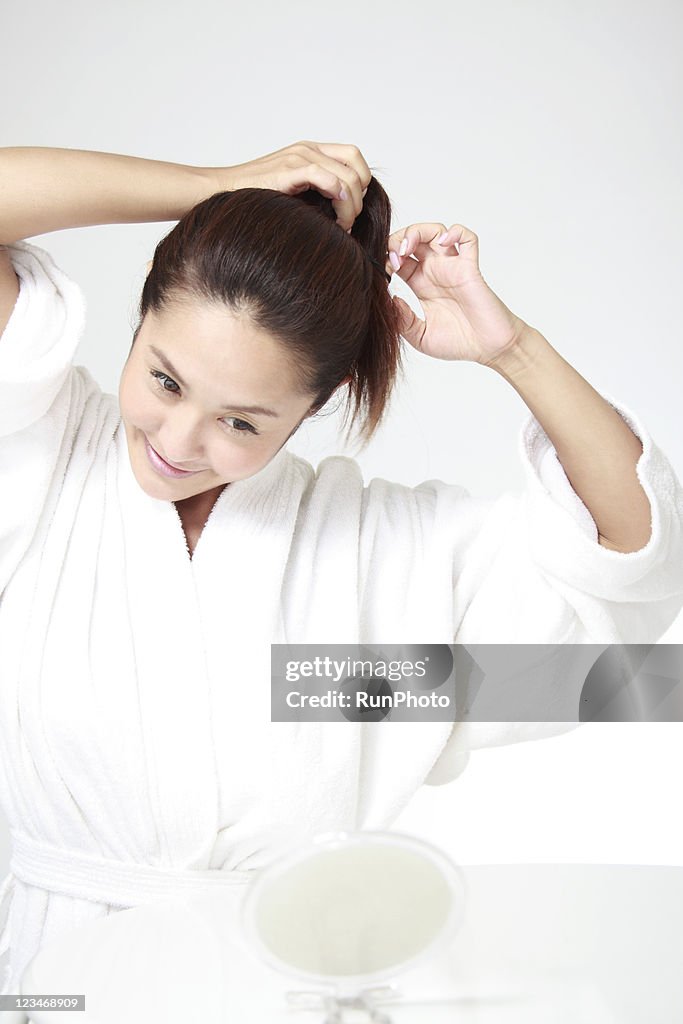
392, 294, 426, 351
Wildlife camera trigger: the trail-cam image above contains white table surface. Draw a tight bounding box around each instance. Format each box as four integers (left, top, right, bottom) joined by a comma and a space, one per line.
17, 864, 683, 1022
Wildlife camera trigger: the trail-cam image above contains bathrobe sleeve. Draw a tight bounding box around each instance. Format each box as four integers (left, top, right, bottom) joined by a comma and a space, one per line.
420, 395, 683, 784
451, 395, 683, 645
0, 241, 101, 592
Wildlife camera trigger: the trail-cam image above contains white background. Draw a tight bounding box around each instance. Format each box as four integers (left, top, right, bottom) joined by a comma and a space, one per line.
1, 0, 682, 872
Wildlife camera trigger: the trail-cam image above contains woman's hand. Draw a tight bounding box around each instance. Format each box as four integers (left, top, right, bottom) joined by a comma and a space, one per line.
207, 140, 372, 233
384, 222, 529, 366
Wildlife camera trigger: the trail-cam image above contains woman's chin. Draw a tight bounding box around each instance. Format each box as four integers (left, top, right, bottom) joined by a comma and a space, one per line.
129, 446, 189, 500
135, 468, 179, 501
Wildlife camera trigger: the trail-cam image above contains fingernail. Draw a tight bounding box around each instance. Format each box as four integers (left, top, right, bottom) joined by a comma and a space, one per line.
437, 232, 449, 245
399, 237, 408, 256
339, 188, 348, 201
389, 251, 401, 271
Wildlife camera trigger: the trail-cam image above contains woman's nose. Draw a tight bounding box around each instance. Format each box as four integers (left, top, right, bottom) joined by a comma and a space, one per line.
159, 416, 206, 467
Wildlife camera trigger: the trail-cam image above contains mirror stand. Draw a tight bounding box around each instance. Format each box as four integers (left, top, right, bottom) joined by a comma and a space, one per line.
285, 982, 404, 1023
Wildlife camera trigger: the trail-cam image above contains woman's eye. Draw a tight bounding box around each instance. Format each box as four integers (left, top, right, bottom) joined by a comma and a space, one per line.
223, 417, 258, 435
150, 370, 180, 394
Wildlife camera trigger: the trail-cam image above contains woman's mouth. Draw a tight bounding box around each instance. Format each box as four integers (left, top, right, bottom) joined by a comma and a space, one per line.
144, 438, 202, 479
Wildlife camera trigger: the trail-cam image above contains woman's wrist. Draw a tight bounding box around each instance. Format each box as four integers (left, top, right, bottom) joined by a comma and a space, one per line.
0, 147, 219, 243
484, 322, 548, 381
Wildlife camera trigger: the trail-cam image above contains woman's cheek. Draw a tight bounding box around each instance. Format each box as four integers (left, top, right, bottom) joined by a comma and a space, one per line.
130, 384, 159, 431
119, 365, 145, 423
216, 435, 271, 479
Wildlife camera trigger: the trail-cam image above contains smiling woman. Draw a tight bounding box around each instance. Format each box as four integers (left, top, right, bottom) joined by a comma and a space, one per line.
118, 294, 323, 546
116, 180, 400, 550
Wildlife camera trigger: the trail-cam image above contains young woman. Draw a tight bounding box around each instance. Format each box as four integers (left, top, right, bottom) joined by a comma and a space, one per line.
1, 141, 682, 994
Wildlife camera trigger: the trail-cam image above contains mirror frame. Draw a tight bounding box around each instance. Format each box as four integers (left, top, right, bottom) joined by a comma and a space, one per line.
241, 829, 467, 996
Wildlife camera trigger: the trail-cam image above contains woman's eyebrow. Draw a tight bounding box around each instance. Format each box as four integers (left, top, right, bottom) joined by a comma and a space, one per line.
148, 345, 281, 417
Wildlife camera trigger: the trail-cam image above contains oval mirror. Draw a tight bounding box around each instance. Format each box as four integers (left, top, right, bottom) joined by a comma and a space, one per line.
241, 830, 466, 997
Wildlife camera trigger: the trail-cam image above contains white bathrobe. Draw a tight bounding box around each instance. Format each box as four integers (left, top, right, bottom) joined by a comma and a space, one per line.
1, 241, 682, 993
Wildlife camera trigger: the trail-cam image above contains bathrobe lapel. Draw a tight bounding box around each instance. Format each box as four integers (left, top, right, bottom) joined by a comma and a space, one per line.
189, 447, 368, 849
117, 431, 221, 868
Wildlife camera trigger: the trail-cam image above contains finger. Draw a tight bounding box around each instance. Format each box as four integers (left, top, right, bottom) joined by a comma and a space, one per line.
387, 223, 452, 264
277, 159, 361, 232
306, 141, 373, 193
296, 141, 368, 230
391, 294, 427, 352
385, 224, 440, 285
385, 251, 422, 287
435, 224, 480, 267
387, 222, 481, 277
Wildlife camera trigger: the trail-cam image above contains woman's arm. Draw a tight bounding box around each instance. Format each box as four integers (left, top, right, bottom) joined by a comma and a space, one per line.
487, 325, 651, 554
386, 222, 658, 555
0, 147, 217, 244
0, 141, 373, 338
0, 140, 374, 246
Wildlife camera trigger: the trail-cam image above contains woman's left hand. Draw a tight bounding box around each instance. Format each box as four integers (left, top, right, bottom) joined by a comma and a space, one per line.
385, 222, 529, 365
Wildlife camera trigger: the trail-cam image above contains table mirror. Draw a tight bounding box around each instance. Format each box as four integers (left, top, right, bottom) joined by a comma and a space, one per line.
241, 830, 466, 1020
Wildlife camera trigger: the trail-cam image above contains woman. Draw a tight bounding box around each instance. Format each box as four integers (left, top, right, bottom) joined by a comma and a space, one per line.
1, 141, 682, 994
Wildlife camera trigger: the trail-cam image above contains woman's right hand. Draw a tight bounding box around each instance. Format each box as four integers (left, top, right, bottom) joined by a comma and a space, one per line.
206, 140, 373, 233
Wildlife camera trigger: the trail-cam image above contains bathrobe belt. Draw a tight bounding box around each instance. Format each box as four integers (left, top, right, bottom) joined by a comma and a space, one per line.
0, 830, 254, 968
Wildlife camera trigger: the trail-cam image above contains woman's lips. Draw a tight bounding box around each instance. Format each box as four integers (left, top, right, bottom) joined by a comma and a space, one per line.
144, 438, 201, 479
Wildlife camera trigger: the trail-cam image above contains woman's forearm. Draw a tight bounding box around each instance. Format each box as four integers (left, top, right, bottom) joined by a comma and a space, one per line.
0, 147, 218, 243
489, 326, 652, 553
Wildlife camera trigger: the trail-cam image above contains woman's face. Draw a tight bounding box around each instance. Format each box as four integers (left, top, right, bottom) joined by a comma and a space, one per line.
118, 297, 320, 504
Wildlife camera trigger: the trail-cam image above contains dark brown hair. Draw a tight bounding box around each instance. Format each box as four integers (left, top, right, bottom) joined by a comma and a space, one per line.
133, 175, 404, 448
